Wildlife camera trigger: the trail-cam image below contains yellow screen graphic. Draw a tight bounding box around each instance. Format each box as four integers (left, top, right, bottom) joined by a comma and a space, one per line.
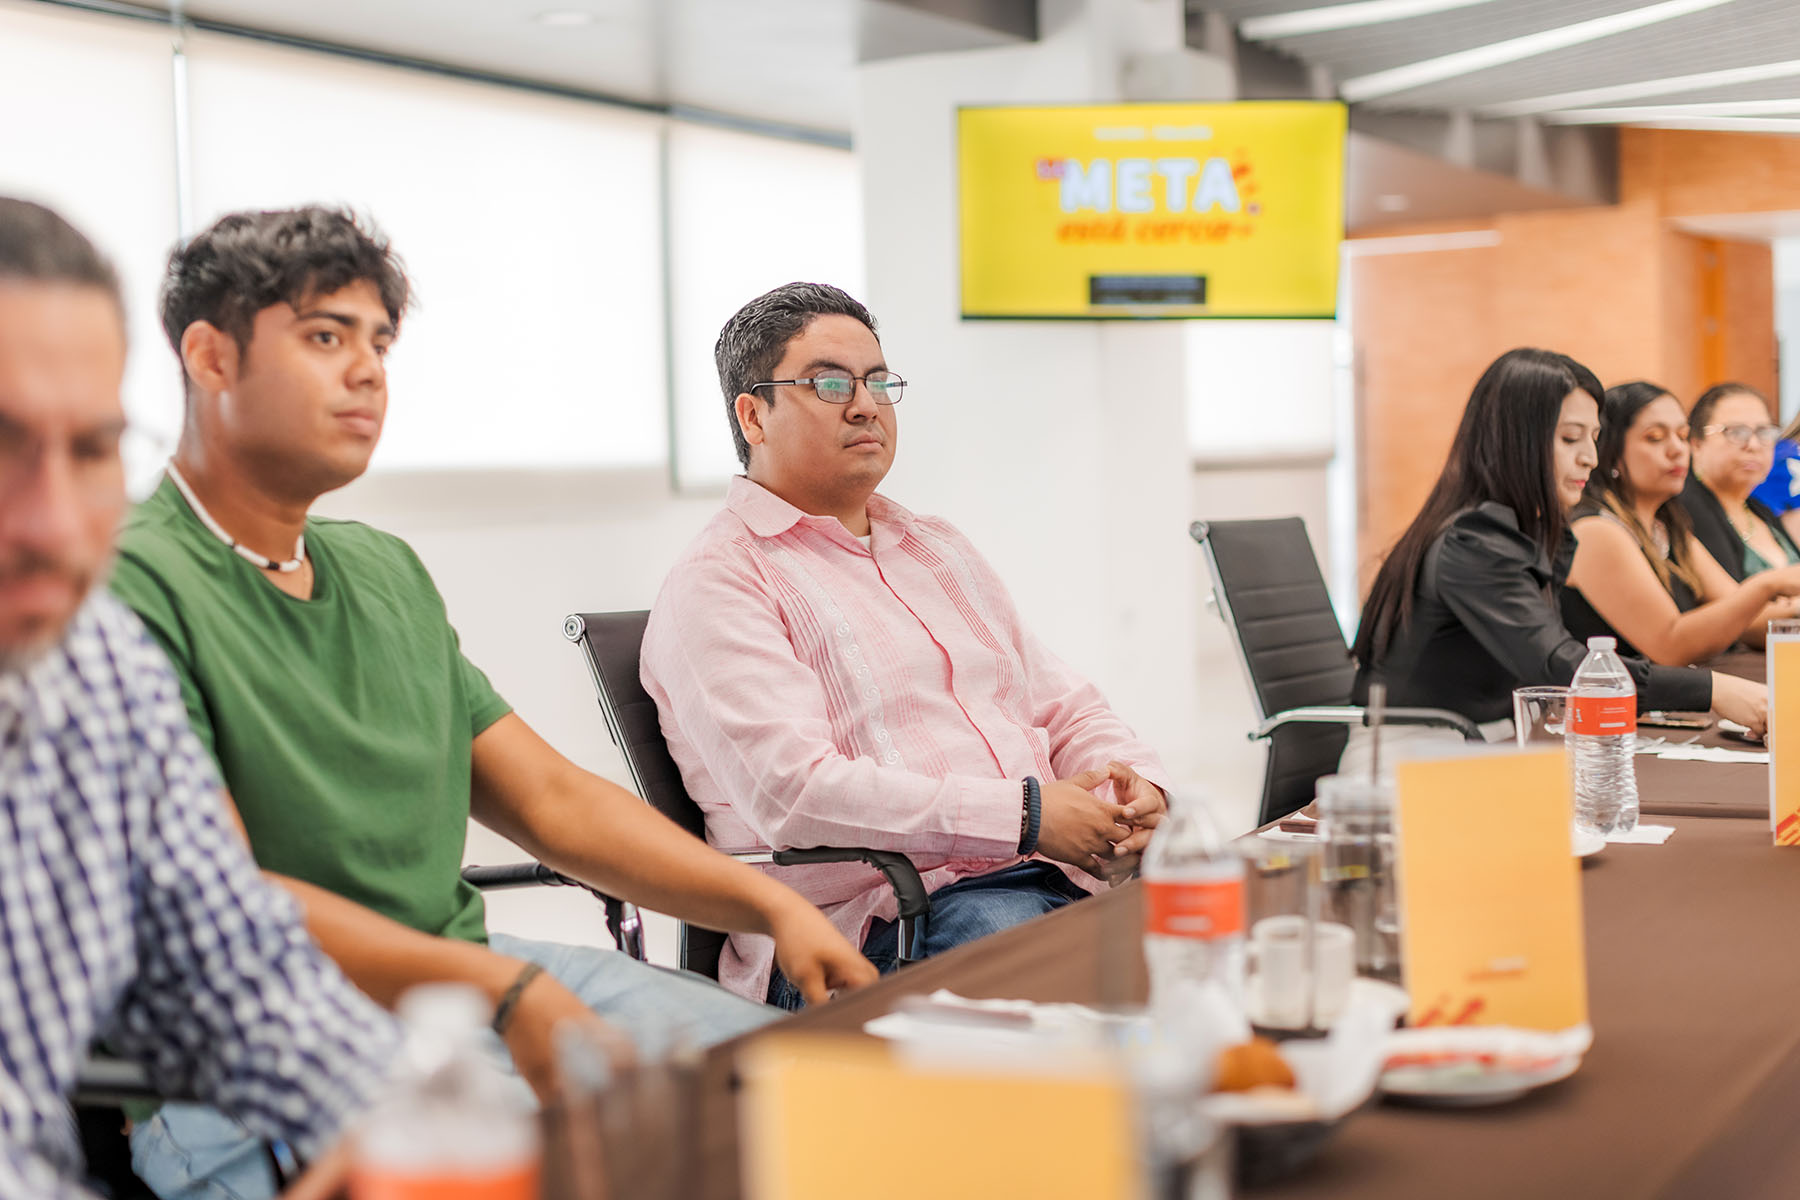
958, 102, 1346, 319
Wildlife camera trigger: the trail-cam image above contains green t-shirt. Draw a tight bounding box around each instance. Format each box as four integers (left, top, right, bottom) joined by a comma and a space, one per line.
109, 476, 511, 944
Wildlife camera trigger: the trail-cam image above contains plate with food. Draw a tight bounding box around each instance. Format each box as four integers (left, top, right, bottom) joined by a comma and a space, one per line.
1380, 1025, 1592, 1106
1206, 979, 1409, 1185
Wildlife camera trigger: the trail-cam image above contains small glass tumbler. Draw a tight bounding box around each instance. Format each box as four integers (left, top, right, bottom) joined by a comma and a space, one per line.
1513, 685, 1572, 749
1314, 773, 1401, 986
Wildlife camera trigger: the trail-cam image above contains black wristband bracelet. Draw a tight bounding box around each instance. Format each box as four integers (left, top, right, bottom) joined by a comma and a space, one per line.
1018, 775, 1042, 856
491, 962, 545, 1037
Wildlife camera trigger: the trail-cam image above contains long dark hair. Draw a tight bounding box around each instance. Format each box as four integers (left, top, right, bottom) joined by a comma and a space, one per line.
1582, 381, 1701, 594
1353, 347, 1603, 667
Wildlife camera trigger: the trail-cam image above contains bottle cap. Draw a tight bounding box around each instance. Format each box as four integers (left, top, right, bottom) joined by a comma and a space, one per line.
1587, 636, 1616, 650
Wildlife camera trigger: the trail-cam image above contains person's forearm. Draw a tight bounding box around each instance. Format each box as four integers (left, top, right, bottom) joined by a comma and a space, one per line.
1743, 609, 1776, 649
277, 1139, 350, 1200
1650, 583, 1776, 664
270, 874, 521, 1009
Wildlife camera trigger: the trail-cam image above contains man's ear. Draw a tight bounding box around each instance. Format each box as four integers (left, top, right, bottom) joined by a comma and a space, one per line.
178, 320, 238, 397
734, 391, 766, 451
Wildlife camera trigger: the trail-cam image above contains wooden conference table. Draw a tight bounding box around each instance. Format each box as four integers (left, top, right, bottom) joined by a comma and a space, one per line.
687, 679, 1794, 1198
1638, 648, 1767, 820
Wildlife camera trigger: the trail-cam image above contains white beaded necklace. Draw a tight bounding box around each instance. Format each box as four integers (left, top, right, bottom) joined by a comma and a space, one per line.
165, 463, 307, 573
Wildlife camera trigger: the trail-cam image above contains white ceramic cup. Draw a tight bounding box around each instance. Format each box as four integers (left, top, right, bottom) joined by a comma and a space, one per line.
1248, 915, 1356, 1030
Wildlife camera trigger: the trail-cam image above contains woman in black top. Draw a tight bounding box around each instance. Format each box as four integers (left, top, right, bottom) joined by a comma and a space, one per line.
1562, 382, 1800, 663
1350, 349, 1766, 747
1682, 382, 1800, 581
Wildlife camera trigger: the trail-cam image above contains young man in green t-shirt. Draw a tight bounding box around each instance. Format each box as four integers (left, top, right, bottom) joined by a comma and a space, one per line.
110, 207, 876, 1200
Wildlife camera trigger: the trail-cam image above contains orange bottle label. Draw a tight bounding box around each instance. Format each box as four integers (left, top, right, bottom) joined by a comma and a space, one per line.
349, 1162, 540, 1200
1144, 877, 1244, 940
1568, 694, 1636, 736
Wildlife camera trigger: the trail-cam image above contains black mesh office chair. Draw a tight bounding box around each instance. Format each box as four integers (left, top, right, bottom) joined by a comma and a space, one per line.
1190, 518, 1480, 826
562, 610, 930, 979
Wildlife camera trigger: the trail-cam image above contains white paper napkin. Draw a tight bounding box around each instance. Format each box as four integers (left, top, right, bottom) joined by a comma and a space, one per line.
1606, 823, 1675, 844
1655, 745, 1769, 764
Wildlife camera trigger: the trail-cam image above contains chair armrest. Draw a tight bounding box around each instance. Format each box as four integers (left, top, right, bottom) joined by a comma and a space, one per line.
770, 848, 931, 923
462, 863, 645, 961
461, 862, 580, 889
1253, 705, 1483, 742
73, 1055, 160, 1107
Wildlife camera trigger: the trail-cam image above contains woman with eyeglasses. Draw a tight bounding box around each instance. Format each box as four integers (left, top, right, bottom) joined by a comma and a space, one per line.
1750, 410, 1800, 548
1681, 382, 1800, 581
1347, 350, 1767, 772
1560, 382, 1800, 665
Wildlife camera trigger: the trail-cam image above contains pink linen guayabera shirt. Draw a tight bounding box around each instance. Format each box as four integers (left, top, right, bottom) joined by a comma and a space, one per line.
641, 477, 1168, 1001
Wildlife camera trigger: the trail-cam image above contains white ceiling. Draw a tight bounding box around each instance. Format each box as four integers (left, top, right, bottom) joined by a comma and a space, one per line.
1213, 0, 1800, 124
80, 0, 1800, 134
102, 0, 1023, 138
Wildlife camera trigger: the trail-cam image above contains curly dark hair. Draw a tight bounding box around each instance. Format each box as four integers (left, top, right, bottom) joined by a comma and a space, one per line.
160, 207, 410, 367
714, 282, 878, 468
0, 196, 122, 314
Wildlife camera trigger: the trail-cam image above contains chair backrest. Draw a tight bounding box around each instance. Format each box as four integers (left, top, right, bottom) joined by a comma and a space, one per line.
1190, 518, 1354, 825
564, 611, 726, 978
1191, 517, 1354, 719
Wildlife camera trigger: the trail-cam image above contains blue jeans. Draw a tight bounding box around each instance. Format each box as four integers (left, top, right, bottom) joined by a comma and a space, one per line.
130, 932, 778, 1200
766, 862, 1088, 1010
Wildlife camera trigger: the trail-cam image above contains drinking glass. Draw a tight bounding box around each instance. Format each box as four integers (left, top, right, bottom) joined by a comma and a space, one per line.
1315, 773, 1400, 985
1513, 685, 1571, 749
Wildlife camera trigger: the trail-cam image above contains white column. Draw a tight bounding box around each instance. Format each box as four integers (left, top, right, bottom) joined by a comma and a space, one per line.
856, 0, 1338, 823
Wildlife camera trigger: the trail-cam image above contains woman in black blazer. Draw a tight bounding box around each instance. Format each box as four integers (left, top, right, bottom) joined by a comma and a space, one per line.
1349, 350, 1766, 768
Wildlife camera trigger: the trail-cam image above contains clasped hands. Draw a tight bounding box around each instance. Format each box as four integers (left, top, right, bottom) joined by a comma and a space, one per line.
1035, 760, 1168, 885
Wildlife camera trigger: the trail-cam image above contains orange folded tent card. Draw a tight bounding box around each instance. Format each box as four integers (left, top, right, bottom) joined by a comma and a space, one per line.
738, 1036, 1142, 1200
1394, 749, 1589, 1031
1771, 637, 1800, 845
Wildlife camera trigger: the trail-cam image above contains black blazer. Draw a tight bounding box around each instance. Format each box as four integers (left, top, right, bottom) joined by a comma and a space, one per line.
1353, 502, 1713, 724
1682, 473, 1799, 581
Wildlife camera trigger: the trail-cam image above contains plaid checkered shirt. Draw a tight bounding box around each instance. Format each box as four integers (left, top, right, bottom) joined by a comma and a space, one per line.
0, 593, 399, 1197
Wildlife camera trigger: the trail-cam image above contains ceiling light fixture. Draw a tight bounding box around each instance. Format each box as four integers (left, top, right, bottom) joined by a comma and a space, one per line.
1242, 0, 1502, 40
1628, 116, 1800, 133
534, 9, 596, 27
1545, 99, 1800, 124
1339, 0, 1738, 104
1482, 58, 1800, 118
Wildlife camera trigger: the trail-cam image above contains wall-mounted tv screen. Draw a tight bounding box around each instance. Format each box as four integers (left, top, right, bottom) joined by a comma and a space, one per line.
958, 101, 1345, 320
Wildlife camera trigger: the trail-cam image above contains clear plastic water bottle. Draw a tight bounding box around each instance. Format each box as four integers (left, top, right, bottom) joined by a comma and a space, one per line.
350, 984, 540, 1200
1568, 635, 1639, 835
1142, 797, 1246, 1017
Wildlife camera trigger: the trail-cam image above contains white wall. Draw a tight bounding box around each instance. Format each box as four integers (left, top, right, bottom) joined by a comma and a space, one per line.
5, 0, 1346, 963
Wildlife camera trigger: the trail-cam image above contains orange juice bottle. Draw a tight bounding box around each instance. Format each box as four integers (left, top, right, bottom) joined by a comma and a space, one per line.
349, 984, 540, 1200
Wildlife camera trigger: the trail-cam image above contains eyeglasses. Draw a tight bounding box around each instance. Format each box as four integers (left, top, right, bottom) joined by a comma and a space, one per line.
1700, 423, 1781, 449
750, 369, 906, 405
